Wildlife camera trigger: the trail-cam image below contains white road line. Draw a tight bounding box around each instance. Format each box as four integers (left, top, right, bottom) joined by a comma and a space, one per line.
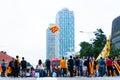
37, 77, 58, 80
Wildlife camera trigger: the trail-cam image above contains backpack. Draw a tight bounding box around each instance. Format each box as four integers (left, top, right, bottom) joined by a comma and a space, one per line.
99, 59, 104, 65
75, 59, 79, 66
14, 59, 19, 67
21, 60, 27, 69
84, 60, 88, 66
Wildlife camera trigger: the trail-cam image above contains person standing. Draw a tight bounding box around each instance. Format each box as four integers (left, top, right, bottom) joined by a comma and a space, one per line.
67, 56, 74, 77
89, 55, 95, 77
112, 57, 119, 76
79, 57, 84, 76
1, 59, 6, 77
60, 57, 67, 77
14, 55, 20, 77
74, 57, 80, 76
83, 57, 88, 76
98, 57, 105, 77
36, 59, 44, 77
106, 56, 114, 76
21, 57, 27, 77
8, 58, 15, 77
45, 59, 51, 77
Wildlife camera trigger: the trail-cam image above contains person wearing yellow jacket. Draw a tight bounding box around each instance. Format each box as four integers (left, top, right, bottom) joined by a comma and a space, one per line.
0, 65, 2, 76
60, 57, 67, 77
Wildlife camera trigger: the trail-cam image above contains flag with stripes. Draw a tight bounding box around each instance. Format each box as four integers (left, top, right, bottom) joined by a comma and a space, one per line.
113, 61, 120, 74
49, 25, 59, 34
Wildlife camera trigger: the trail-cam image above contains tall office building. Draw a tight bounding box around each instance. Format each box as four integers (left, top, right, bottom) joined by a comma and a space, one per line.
56, 8, 75, 58
111, 16, 120, 48
46, 24, 59, 59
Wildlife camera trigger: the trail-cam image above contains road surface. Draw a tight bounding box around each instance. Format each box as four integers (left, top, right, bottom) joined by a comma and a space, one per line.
0, 77, 119, 80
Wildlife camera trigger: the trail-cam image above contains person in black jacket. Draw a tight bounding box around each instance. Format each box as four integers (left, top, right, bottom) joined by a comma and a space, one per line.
67, 56, 74, 77
8, 58, 15, 77
21, 57, 27, 77
45, 59, 51, 77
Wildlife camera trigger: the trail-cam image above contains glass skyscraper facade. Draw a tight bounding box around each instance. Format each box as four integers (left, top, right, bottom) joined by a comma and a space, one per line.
56, 8, 75, 58
46, 24, 59, 59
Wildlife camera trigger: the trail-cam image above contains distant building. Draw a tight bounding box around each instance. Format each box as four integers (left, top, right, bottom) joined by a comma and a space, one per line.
111, 16, 120, 48
56, 8, 75, 58
46, 24, 59, 59
0, 51, 13, 66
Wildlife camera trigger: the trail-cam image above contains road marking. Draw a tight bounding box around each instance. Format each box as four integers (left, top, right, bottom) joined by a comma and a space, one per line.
37, 77, 57, 80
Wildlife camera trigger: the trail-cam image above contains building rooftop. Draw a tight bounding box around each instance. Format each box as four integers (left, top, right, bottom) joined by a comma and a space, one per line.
0, 51, 13, 67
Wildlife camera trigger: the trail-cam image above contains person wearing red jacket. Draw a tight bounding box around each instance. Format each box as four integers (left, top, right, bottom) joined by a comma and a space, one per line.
106, 56, 113, 76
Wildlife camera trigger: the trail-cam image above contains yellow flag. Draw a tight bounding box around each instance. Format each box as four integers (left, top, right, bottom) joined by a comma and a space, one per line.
96, 36, 111, 61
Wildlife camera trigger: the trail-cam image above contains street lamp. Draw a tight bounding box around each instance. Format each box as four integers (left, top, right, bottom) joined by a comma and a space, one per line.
79, 31, 93, 34
64, 47, 75, 58
79, 31, 94, 42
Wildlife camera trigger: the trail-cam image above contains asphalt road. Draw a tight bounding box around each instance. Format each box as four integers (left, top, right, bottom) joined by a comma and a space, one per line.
0, 77, 119, 80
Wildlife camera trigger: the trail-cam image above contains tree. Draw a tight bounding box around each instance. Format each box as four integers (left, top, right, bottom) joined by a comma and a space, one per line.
26, 62, 32, 66
79, 41, 93, 57
92, 28, 107, 58
79, 28, 107, 58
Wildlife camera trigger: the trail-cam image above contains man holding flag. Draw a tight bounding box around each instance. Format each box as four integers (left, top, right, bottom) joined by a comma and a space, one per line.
96, 36, 120, 76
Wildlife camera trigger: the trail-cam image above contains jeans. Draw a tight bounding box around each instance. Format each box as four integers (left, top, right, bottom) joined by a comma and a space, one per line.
1, 66, 6, 77
39, 70, 44, 77
46, 67, 51, 76
80, 66, 83, 76
60, 68, 66, 77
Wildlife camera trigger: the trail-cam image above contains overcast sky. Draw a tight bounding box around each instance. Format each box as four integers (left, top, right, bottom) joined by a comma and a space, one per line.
0, 0, 120, 66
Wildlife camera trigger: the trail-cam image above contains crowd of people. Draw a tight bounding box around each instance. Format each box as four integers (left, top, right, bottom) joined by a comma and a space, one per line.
33, 55, 120, 77
0, 55, 29, 77
0, 55, 120, 78
48, 55, 120, 77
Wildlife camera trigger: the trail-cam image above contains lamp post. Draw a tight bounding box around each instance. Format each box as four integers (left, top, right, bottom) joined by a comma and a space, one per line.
79, 31, 94, 42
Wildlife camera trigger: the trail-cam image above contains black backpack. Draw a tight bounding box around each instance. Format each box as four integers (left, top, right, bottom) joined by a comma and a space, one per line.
21, 60, 27, 68
75, 59, 79, 66
84, 60, 88, 66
